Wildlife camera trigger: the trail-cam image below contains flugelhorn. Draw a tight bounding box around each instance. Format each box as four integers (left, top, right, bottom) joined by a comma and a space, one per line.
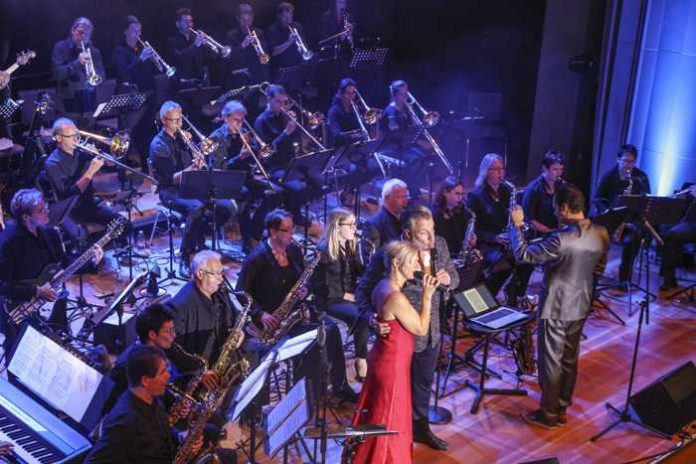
80, 41, 102, 87
246, 27, 270, 64
77, 129, 130, 158
289, 25, 313, 61
191, 28, 231, 58
137, 39, 176, 78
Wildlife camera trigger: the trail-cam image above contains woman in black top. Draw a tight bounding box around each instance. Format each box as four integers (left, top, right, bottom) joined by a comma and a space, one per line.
432, 177, 476, 257
521, 150, 565, 238
313, 207, 370, 381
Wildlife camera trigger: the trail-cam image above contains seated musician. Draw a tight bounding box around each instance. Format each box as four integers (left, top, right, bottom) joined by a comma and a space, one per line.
254, 84, 323, 225
521, 150, 565, 238
84, 345, 188, 464
224, 3, 271, 89
593, 144, 651, 285
319, 0, 354, 47
166, 8, 207, 88
149, 101, 235, 277
0, 189, 71, 357
467, 153, 533, 304
51, 17, 104, 127
362, 178, 409, 254
43, 118, 123, 246
432, 176, 477, 258
112, 15, 158, 167
236, 209, 358, 402
380, 79, 432, 200
327, 78, 382, 206
312, 207, 370, 381
266, 2, 309, 76
660, 183, 696, 291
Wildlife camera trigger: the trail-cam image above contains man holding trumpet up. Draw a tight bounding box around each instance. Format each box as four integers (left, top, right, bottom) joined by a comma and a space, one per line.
149, 101, 236, 278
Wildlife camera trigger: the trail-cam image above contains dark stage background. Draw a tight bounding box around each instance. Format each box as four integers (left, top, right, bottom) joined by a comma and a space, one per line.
2, 0, 547, 185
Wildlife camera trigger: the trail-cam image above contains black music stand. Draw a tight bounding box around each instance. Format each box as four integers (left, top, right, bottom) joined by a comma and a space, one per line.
263, 377, 313, 462
282, 149, 335, 183
179, 170, 247, 250
275, 63, 315, 94
92, 92, 148, 119
349, 47, 389, 68
0, 97, 21, 119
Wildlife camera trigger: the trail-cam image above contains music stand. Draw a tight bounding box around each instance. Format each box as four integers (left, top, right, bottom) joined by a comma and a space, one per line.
0, 98, 21, 119
93, 92, 148, 119
176, 86, 221, 108
275, 63, 315, 94
263, 377, 313, 460
274, 329, 318, 363
349, 48, 389, 68
282, 150, 335, 183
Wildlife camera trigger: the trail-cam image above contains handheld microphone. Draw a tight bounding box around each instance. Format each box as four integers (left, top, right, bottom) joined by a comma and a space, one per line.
412, 271, 448, 291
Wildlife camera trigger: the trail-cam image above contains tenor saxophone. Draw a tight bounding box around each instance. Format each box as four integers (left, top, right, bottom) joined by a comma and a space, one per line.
168, 342, 209, 426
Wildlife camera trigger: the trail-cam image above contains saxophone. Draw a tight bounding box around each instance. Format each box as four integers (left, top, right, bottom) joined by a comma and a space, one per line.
246, 253, 321, 346
168, 342, 209, 426
459, 206, 481, 265
511, 296, 537, 375
613, 169, 633, 243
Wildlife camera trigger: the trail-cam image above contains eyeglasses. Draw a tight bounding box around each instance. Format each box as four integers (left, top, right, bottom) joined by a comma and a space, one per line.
201, 268, 224, 277
339, 222, 357, 228
59, 133, 81, 140
275, 227, 293, 234
33, 205, 49, 214
159, 327, 176, 335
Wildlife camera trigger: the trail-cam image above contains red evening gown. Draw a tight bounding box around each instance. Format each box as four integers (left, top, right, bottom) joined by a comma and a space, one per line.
347, 316, 415, 464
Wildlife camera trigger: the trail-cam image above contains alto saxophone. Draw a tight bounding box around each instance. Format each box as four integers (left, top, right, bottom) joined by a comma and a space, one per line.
613, 170, 633, 243
459, 205, 481, 265
246, 253, 321, 346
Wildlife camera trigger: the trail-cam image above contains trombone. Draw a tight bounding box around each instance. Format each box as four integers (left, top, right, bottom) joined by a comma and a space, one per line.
80, 41, 102, 87
77, 129, 130, 159
289, 25, 313, 61
404, 91, 453, 174
137, 39, 176, 78
246, 27, 270, 64
191, 28, 231, 58
241, 120, 274, 160
76, 132, 157, 184
354, 89, 382, 125
177, 114, 220, 170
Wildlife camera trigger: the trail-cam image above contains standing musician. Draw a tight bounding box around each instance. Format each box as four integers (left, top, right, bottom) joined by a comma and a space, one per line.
312, 207, 370, 381
51, 17, 104, 127
148, 101, 235, 277
43, 118, 124, 245
166, 8, 207, 87
355, 206, 458, 450
254, 84, 323, 225
84, 345, 192, 463
236, 209, 358, 402
432, 176, 477, 257
112, 15, 159, 167
380, 80, 432, 200
467, 153, 533, 304
266, 2, 309, 75
659, 183, 696, 291
511, 184, 609, 429
521, 150, 565, 238
224, 3, 271, 89
593, 144, 651, 284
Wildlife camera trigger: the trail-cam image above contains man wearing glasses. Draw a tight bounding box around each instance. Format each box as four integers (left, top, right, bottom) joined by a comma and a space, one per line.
44, 117, 123, 246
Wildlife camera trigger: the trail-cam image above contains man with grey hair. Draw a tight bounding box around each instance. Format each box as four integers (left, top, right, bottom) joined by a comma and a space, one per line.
356, 205, 458, 450
362, 178, 409, 253
51, 17, 104, 125
208, 99, 250, 170
165, 250, 242, 362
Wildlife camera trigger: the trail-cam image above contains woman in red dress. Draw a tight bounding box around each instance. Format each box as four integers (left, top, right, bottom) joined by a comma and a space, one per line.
347, 241, 439, 464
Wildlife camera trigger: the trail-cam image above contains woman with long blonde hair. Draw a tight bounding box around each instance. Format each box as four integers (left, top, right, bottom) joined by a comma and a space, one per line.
312, 207, 370, 381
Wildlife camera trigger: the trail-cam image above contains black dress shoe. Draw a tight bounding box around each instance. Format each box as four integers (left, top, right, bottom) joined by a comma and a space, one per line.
413, 419, 449, 451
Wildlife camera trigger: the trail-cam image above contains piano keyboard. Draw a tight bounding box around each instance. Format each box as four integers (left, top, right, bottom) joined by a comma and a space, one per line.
0, 379, 91, 464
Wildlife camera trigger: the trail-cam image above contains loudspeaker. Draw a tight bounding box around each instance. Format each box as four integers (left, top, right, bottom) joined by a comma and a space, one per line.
629, 361, 696, 435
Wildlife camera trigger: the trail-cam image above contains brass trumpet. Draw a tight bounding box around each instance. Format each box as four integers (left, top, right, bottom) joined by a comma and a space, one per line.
80, 41, 102, 87
289, 25, 313, 61
77, 129, 130, 159
137, 39, 176, 78
191, 28, 231, 58
246, 27, 270, 64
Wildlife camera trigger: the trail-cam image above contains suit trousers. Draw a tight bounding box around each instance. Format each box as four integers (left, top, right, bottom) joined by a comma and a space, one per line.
410, 340, 440, 421
537, 318, 586, 419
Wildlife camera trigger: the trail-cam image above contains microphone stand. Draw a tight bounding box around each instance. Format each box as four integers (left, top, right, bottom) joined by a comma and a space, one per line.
312, 311, 329, 464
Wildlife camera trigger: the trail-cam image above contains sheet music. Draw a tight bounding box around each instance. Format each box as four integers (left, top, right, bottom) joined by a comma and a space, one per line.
8, 325, 104, 422
463, 287, 488, 314
229, 354, 275, 422
274, 329, 317, 362
266, 378, 310, 457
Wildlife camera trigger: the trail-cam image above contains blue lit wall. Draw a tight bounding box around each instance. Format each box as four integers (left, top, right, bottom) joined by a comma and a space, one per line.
628, 0, 696, 195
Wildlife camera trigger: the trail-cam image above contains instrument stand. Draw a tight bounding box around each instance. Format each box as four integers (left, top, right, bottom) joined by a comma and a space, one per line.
590, 217, 671, 442
113, 189, 146, 282
428, 336, 452, 424
312, 312, 330, 464
157, 207, 187, 286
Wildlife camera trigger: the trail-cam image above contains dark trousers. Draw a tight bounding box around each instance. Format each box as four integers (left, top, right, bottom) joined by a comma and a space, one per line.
618, 223, 643, 282
410, 341, 440, 421
482, 245, 534, 304
61, 197, 125, 248
659, 221, 696, 279
537, 318, 586, 420
324, 299, 370, 359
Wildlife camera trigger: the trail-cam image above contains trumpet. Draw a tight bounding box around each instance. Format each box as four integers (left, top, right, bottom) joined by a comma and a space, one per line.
191, 28, 231, 58
289, 25, 313, 61
80, 41, 102, 87
137, 39, 176, 78
407, 91, 440, 127
246, 27, 270, 64
77, 129, 130, 159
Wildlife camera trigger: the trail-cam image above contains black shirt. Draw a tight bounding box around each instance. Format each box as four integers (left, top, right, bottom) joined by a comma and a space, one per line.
380, 102, 416, 152
326, 98, 362, 147
433, 206, 474, 257
236, 240, 304, 319
467, 183, 511, 248
362, 207, 403, 251
166, 30, 206, 82
254, 108, 297, 169
148, 129, 192, 200
266, 22, 305, 70
521, 175, 559, 232
165, 281, 236, 361
84, 391, 176, 464
208, 123, 246, 170
44, 147, 93, 200
224, 27, 271, 85
312, 241, 363, 305
0, 222, 65, 303
593, 166, 651, 213
112, 41, 157, 92
51, 38, 104, 112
